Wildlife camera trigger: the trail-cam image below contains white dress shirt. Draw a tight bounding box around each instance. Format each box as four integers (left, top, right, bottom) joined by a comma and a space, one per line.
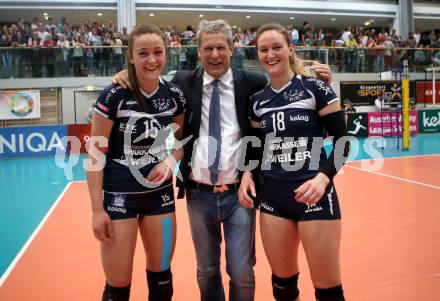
190, 68, 241, 185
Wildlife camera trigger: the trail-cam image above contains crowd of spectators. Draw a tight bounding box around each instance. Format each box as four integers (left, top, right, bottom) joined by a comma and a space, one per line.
1, 16, 439, 79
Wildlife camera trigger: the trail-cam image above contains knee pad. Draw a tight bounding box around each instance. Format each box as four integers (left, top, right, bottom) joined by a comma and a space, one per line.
272, 273, 299, 301
102, 283, 131, 301
315, 284, 345, 301
146, 268, 173, 301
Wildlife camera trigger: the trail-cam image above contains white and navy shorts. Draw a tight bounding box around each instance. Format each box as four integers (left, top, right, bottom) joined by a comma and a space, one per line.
260, 179, 341, 221
103, 183, 175, 220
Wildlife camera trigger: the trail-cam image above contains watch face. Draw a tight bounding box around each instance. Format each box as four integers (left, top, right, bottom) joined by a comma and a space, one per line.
8, 93, 34, 117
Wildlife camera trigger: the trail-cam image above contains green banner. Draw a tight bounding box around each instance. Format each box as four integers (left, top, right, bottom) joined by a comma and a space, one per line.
418, 109, 440, 133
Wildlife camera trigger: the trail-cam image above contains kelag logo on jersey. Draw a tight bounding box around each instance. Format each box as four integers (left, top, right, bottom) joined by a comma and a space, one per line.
346, 113, 368, 137
0, 125, 67, 158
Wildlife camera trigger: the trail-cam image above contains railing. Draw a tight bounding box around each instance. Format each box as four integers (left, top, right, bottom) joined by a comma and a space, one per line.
0, 46, 439, 79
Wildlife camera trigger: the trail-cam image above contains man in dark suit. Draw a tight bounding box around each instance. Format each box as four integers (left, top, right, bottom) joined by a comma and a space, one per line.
112, 19, 332, 301
172, 19, 266, 301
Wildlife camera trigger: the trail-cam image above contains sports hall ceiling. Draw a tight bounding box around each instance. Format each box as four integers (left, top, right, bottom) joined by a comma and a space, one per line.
0, 8, 439, 32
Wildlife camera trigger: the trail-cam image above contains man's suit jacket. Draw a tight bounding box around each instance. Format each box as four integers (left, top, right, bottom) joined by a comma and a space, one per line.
171, 66, 268, 198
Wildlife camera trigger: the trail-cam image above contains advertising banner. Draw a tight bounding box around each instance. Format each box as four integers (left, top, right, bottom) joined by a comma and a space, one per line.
414, 81, 440, 104
368, 109, 418, 137
0, 90, 41, 120
346, 112, 368, 137
340, 81, 402, 106
0, 125, 67, 158
67, 124, 91, 154
418, 109, 440, 133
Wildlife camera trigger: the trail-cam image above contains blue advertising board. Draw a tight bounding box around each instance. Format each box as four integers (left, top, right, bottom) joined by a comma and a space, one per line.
0, 125, 67, 158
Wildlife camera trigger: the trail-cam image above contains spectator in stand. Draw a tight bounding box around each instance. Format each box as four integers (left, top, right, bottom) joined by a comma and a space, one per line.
88, 26, 104, 76
37, 23, 50, 43
232, 33, 245, 69
344, 33, 357, 72
374, 35, 385, 72
290, 25, 300, 46
11, 30, 27, 78
419, 33, 431, 48
112, 33, 124, 72
57, 34, 70, 76
341, 26, 351, 42
384, 36, 395, 71
45, 17, 57, 32
299, 21, 309, 46
31, 17, 39, 31
101, 32, 113, 76
28, 31, 42, 77
41, 34, 56, 77
121, 26, 129, 45
0, 33, 12, 78
185, 34, 198, 69
57, 17, 67, 34
169, 34, 183, 70
413, 29, 421, 45
433, 50, 440, 66
72, 34, 85, 76
356, 35, 366, 73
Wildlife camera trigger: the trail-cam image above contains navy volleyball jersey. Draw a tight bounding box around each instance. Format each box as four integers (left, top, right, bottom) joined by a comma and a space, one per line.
94, 78, 186, 193
249, 74, 338, 183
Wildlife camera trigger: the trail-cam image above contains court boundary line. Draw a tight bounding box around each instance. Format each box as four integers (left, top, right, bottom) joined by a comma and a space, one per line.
345, 165, 440, 190
0, 182, 72, 287
347, 153, 440, 163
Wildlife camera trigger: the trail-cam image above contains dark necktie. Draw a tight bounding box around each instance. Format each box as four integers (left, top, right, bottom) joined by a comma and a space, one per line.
208, 79, 221, 184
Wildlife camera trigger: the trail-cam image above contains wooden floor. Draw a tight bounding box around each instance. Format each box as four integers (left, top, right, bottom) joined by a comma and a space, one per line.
1, 155, 440, 300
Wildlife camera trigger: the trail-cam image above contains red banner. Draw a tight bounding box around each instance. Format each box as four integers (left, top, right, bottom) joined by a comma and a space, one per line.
368, 110, 418, 137
67, 124, 91, 154
415, 81, 440, 104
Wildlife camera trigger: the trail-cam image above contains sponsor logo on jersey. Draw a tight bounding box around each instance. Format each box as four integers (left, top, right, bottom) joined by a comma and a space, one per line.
125, 99, 137, 105
260, 98, 272, 105
112, 194, 126, 207
105, 86, 122, 102
107, 206, 127, 214
289, 114, 309, 122
310, 78, 332, 95
119, 122, 138, 133
97, 102, 110, 113
170, 85, 186, 106
283, 89, 306, 102
152, 98, 171, 111
261, 202, 274, 212
304, 203, 323, 213
161, 193, 175, 207
267, 151, 312, 163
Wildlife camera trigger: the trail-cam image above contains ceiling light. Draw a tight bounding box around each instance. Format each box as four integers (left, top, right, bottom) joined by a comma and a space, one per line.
290, 17, 295, 20
246, 16, 250, 19
43, 13, 48, 16
149, 13, 154, 17
331, 18, 336, 21
364, 21, 370, 26
369, 19, 375, 23
97, 13, 103, 16
199, 14, 204, 18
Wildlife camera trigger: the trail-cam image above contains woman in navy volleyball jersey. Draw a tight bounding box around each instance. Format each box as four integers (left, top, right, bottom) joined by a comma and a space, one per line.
86, 24, 185, 301
238, 23, 348, 301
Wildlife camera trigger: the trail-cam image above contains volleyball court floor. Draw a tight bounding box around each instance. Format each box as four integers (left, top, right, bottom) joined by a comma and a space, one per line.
0, 134, 439, 300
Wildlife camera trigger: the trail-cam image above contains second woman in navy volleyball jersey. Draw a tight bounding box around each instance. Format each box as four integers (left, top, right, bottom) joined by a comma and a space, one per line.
238, 23, 349, 301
